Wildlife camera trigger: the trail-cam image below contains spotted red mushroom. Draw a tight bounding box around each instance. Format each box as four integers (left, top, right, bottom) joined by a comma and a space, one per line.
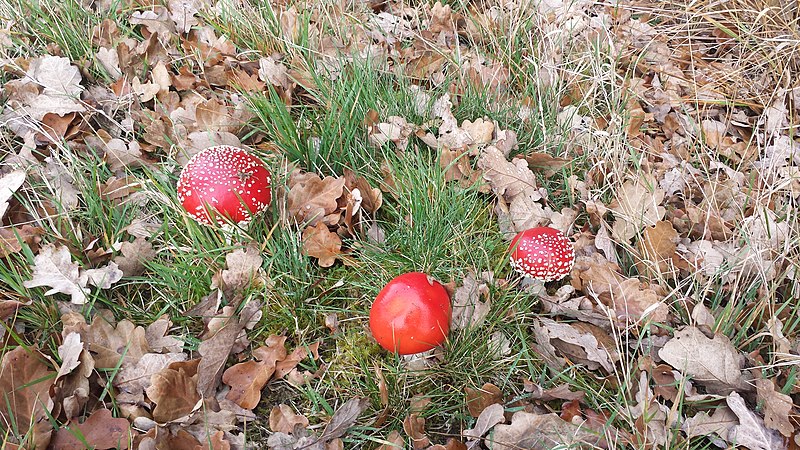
177, 145, 271, 225
509, 226, 575, 281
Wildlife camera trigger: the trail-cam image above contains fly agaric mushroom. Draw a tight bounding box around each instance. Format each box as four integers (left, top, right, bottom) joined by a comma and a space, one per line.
369, 272, 451, 355
177, 145, 271, 226
509, 226, 575, 281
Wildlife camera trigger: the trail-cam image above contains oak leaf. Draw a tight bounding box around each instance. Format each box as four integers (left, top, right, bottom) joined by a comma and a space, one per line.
50, 409, 132, 450
302, 222, 342, 267
0, 346, 55, 448
288, 174, 345, 226
489, 411, 602, 450
269, 404, 310, 434
24, 244, 87, 304
726, 392, 785, 450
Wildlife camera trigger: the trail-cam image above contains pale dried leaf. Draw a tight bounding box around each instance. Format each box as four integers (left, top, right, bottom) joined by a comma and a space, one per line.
302, 222, 342, 267
23, 244, 87, 304
477, 146, 538, 201
609, 176, 666, 242
269, 404, 309, 434
658, 327, 751, 394
755, 378, 793, 437
80, 262, 123, 289
682, 406, 736, 441
727, 392, 785, 450
451, 272, 492, 330
464, 403, 504, 448
0, 170, 25, 220
489, 411, 602, 450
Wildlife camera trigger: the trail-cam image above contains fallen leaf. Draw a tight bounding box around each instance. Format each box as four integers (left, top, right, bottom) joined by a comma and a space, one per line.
80, 262, 123, 289
0, 346, 55, 448
523, 382, 585, 402
451, 272, 492, 330
197, 300, 262, 398
489, 411, 602, 450
318, 397, 370, 442
524, 152, 570, 177
368, 115, 416, 150
681, 406, 736, 441
403, 414, 430, 449
50, 409, 132, 450
302, 222, 343, 267
464, 403, 504, 448
222, 335, 286, 409
658, 327, 752, 395
113, 237, 156, 277
287, 174, 345, 227
465, 383, 503, 417
146, 362, 201, 423
0, 225, 44, 258
636, 220, 679, 278
477, 146, 539, 201
375, 430, 405, 449
0, 170, 25, 220
727, 392, 785, 450
755, 378, 793, 437
269, 404, 309, 434
23, 244, 87, 304
218, 246, 263, 292
538, 318, 617, 372
609, 176, 666, 242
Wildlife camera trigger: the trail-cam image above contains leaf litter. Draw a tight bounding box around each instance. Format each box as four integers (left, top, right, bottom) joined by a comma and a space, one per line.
2, 0, 800, 448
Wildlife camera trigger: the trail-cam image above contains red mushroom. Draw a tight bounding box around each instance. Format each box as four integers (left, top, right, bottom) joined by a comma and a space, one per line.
509, 226, 574, 281
369, 272, 451, 355
177, 145, 271, 226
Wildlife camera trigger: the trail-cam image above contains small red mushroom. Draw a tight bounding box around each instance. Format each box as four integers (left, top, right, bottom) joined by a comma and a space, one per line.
369, 272, 451, 355
177, 145, 271, 226
509, 226, 575, 281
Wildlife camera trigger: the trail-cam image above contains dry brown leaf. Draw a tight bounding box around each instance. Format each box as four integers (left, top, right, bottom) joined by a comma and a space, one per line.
523, 382, 585, 402
50, 409, 132, 449
450, 272, 492, 330
302, 222, 342, 267
86, 316, 148, 369
99, 176, 142, 202
375, 430, 405, 449
218, 246, 263, 292
681, 406, 736, 441
609, 176, 666, 242
537, 318, 617, 372
269, 404, 310, 434
403, 414, 431, 449
0, 346, 55, 448
222, 358, 276, 409
726, 392, 785, 450
288, 174, 346, 226
629, 372, 671, 447
197, 300, 262, 398
368, 115, 416, 150
465, 383, 502, 418
477, 146, 538, 201
0, 225, 44, 258
113, 237, 155, 277
524, 152, 571, 177
636, 220, 679, 278
755, 378, 793, 437
658, 327, 752, 395
464, 403, 505, 446
147, 362, 201, 423
489, 411, 602, 450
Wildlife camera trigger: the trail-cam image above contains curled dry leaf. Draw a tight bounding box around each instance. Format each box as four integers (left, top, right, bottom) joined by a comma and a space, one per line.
216, 246, 264, 293
0, 225, 44, 258
537, 318, 617, 372
23, 244, 86, 304
146, 360, 201, 423
222, 335, 286, 410
464, 403, 505, 448
681, 406, 736, 442
403, 414, 431, 449
375, 430, 405, 450
658, 327, 752, 395
0, 170, 25, 220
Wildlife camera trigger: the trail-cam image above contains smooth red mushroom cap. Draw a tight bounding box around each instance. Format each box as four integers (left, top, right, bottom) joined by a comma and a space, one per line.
509, 226, 575, 281
177, 146, 272, 225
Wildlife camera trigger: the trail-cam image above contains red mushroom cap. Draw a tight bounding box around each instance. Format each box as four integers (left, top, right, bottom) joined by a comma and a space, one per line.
369, 272, 451, 355
177, 146, 271, 226
509, 226, 575, 281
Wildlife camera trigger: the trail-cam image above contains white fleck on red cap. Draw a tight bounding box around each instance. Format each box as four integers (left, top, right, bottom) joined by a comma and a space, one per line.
177, 145, 272, 225
509, 226, 575, 281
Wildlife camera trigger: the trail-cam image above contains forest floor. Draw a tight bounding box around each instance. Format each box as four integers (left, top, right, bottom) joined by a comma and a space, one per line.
1, 0, 800, 449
